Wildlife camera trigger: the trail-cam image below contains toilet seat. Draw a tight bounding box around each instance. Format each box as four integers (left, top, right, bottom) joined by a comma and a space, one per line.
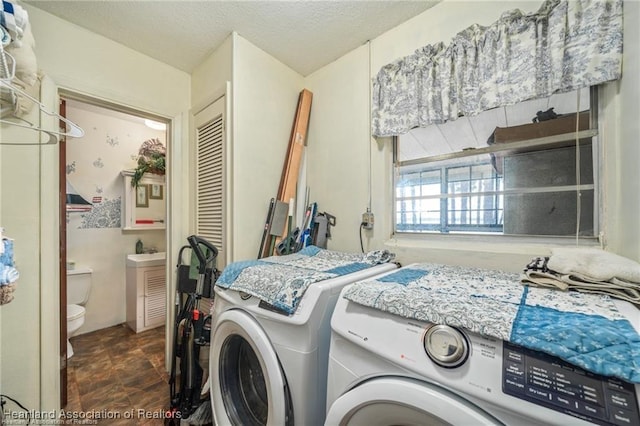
67, 304, 85, 321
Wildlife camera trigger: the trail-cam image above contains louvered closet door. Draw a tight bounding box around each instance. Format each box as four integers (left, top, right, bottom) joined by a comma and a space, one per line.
195, 97, 226, 269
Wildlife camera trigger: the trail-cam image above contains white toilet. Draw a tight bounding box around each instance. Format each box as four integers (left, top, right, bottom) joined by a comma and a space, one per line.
67, 267, 92, 358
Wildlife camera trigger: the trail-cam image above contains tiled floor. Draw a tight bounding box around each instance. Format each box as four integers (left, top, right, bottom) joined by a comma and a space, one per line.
65, 323, 170, 425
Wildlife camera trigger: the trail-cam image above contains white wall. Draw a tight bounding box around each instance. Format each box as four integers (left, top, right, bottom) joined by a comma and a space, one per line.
604, 0, 640, 261
26, 9, 190, 116
1, 4, 190, 411
230, 34, 305, 261
191, 35, 233, 113
0, 104, 43, 414
305, 44, 372, 252
65, 103, 166, 334
305, 0, 639, 270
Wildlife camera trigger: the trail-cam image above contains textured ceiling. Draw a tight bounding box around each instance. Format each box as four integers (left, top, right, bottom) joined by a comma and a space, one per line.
24, 1, 438, 76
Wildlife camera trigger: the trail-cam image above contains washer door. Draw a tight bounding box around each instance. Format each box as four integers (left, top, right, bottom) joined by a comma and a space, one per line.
325, 377, 504, 426
210, 309, 293, 426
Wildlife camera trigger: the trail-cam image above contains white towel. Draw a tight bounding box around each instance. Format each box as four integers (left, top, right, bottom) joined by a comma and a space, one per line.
5, 21, 37, 86
548, 247, 640, 284
522, 268, 640, 306
1, 74, 39, 118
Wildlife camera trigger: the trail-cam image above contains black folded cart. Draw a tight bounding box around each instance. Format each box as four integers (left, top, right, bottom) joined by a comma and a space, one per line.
167, 235, 219, 425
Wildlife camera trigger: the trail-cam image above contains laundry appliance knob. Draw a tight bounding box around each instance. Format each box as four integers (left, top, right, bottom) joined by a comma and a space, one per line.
423, 324, 469, 368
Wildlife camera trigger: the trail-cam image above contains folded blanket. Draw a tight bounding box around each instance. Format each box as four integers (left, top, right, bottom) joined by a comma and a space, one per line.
216, 245, 395, 315
523, 268, 640, 306
343, 263, 640, 383
1, 0, 29, 45
0, 238, 14, 267
548, 247, 640, 283
0, 264, 18, 285
1, 16, 38, 118
1, 74, 39, 118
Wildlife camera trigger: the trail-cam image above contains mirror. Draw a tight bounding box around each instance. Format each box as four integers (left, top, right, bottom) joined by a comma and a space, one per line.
121, 171, 165, 229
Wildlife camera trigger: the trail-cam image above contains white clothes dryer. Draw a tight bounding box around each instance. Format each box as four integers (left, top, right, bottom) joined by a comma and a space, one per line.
209, 262, 398, 426
325, 289, 640, 426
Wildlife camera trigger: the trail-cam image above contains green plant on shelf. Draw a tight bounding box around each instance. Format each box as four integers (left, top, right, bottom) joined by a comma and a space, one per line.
131, 138, 166, 188
131, 152, 165, 188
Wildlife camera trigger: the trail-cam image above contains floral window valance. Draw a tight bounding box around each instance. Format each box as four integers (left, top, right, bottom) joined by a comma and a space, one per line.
372, 0, 623, 137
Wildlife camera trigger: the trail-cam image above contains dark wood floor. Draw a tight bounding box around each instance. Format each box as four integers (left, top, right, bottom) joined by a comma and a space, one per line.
65, 323, 170, 425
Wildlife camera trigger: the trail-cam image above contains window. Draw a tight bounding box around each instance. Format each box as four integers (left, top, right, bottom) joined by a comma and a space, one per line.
397, 161, 503, 233
394, 87, 598, 238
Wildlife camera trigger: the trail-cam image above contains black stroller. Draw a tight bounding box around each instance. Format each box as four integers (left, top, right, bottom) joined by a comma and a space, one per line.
167, 235, 219, 425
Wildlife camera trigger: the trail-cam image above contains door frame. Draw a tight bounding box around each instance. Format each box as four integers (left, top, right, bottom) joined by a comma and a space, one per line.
59, 98, 69, 407
57, 92, 172, 406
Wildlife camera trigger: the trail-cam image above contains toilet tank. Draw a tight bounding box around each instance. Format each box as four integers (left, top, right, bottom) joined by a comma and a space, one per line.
67, 267, 93, 305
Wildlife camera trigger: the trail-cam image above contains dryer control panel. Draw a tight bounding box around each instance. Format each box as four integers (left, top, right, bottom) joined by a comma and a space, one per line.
502, 342, 640, 426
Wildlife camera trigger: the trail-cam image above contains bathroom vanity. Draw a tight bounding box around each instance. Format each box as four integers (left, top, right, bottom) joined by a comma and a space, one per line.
125, 252, 166, 333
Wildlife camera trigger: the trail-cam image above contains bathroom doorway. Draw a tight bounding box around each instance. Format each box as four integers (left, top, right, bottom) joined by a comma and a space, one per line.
59, 94, 170, 406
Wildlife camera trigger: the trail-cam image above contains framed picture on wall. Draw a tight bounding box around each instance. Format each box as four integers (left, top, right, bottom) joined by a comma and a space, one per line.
150, 183, 163, 200
136, 184, 149, 207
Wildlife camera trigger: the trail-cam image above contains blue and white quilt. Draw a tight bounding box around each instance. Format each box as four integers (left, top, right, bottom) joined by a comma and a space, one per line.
342, 263, 640, 384
215, 246, 395, 315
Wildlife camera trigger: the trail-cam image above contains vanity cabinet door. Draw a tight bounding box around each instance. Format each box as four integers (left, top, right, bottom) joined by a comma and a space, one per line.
126, 264, 166, 333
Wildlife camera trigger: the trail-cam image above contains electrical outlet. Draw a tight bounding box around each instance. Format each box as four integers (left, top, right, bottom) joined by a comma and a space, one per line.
362, 210, 374, 230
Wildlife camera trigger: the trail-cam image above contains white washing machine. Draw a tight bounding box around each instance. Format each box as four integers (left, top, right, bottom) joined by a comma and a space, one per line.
209, 262, 398, 426
326, 288, 640, 425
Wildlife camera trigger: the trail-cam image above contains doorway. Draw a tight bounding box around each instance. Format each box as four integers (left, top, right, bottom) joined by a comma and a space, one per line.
59, 95, 170, 406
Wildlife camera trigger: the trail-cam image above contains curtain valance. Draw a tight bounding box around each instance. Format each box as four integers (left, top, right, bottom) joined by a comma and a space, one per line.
372, 0, 623, 137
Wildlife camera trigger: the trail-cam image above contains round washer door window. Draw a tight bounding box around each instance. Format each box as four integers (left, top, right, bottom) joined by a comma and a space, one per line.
325, 377, 502, 426
210, 310, 293, 426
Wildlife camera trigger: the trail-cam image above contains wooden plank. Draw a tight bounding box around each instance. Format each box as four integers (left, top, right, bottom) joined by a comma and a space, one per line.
278, 90, 312, 224
270, 89, 312, 254
277, 95, 302, 198
258, 89, 313, 258
278, 89, 313, 203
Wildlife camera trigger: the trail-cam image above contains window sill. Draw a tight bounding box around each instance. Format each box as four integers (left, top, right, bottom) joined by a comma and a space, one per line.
384, 233, 601, 272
